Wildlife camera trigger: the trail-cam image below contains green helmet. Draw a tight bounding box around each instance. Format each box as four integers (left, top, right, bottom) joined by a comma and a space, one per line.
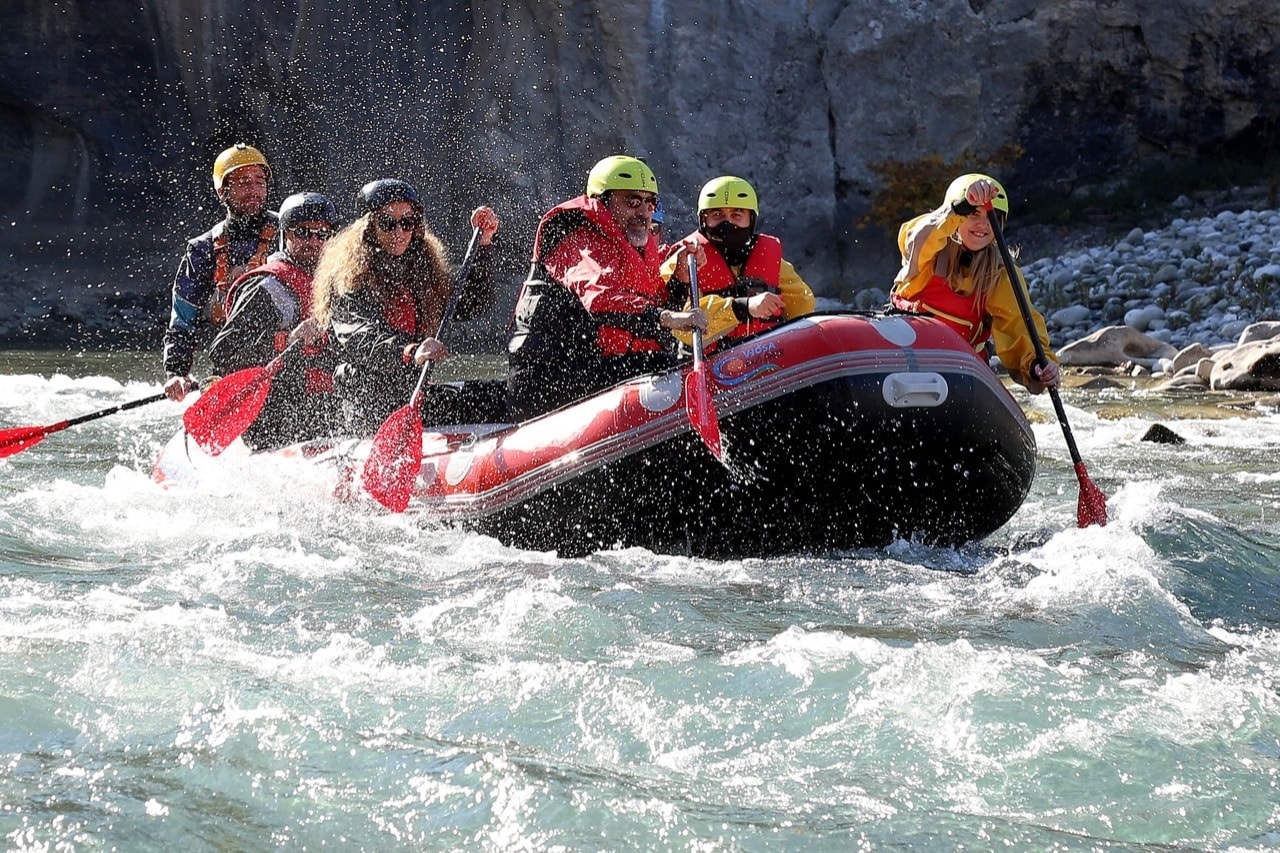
945, 173, 1009, 216
586, 155, 658, 197
698, 176, 759, 214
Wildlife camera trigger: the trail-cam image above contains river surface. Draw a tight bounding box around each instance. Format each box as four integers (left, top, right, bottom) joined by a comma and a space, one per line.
2, 350, 1278, 850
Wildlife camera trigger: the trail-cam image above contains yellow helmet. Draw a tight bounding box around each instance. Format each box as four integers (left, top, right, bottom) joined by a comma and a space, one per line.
697, 176, 759, 214
944, 173, 1009, 216
585, 155, 658, 197
212, 143, 271, 191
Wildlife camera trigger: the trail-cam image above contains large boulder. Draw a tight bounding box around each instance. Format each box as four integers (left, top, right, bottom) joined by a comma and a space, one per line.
1237, 321, 1280, 346
1057, 325, 1178, 368
1210, 340, 1280, 390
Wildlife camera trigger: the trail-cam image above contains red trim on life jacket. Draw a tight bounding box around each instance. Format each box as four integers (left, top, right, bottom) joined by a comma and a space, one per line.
891, 273, 991, 348
226, 257, 335, 395
224, 256, 314, 320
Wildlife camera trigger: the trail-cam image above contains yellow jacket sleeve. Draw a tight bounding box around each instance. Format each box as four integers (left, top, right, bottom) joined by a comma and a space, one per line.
778, 259, 816, 319
893, 204, 962, 298
986, 267, 1057, 380
668, 257, 816, 346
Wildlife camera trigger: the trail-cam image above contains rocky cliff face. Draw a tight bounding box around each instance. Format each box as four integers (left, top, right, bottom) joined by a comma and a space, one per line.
1, 0, 1278, 348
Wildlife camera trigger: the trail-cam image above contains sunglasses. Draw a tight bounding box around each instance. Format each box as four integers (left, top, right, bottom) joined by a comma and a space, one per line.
374, 213, 422, 233
288, 226, 334, 241
617, 193, 658, 209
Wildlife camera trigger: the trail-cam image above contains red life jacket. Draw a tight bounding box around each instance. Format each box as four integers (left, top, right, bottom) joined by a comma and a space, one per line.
385, 287, 418, 335
224, 256, 335, 393
890, 249, 992, 348
689, 231, 784, 348
210, 220, 278, 325
533, 196, 669, 357
225, 256, 314, 319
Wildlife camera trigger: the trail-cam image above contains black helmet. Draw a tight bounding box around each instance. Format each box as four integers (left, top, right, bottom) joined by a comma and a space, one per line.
356, 179, 422, 217
278, 192, 339, 231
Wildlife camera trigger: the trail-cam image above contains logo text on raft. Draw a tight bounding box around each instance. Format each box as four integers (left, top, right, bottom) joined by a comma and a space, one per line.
713, 341, 782, 386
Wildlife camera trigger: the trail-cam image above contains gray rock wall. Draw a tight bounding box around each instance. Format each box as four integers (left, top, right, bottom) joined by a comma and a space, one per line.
1, 0, 1278, 347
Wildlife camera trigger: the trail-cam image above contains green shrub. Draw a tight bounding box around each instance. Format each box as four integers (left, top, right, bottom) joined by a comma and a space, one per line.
861, 146, 1024, 231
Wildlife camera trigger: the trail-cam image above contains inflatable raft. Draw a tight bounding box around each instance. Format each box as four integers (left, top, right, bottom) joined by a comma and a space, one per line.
155, 312, 1037, 557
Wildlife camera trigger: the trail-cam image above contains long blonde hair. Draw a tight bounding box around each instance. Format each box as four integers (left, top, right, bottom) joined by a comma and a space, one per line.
945, 237, 1019, 298
312, 214, 454, 334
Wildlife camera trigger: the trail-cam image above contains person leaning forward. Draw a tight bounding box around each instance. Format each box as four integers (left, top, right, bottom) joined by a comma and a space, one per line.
163, 143, 279, 401
661, 175, 814, 354
506, 155, 706, 419
890, 173, 1060, 393
208, 192, 343, 450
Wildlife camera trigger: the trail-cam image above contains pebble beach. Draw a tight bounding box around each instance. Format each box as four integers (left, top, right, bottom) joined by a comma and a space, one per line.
1027, 202, 1280, 353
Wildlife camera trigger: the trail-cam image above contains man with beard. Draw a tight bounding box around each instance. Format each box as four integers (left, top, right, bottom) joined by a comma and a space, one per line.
207, 192, 343, 450
661, 175, 814, 354
162, 143, 279, 401
507, 155, 706, 419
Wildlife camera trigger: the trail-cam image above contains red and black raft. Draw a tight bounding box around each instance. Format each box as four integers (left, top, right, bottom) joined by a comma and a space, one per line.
155, 312, 1037, 558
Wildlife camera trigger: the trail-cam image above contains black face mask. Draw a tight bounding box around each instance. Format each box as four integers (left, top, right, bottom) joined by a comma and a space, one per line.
701, 220, 755, 266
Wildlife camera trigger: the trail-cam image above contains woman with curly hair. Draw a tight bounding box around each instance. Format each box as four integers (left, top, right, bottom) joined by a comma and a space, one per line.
312, 178, 502, 435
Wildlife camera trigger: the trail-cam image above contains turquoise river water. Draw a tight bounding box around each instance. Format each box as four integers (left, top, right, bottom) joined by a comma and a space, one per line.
1, 350, 1278, 850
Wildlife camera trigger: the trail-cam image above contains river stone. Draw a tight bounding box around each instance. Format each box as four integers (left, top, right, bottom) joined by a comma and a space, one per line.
1141, 423, 1186, 445
1170, 342, 1212, 373
1237, 321, 1280, 345
1058, 325, 1178, 368
1123, 305, 1165, 331
1050, 305, 1093, 327
1210, 339, 1280, 391
1159, 373, 1210, 390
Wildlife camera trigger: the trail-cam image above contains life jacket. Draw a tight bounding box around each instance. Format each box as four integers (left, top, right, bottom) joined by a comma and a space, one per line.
530, 196, 669, 357
890, 247, 992, 348
690, 231, 784, 348
224, 255, 313, 319
210, 218, 278, 325
385, 287, 418, 335
224, 255, 335, 394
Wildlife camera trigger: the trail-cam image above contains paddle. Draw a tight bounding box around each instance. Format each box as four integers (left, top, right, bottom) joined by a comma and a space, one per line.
0, 391, 173, 458
986, 203, 1108, 528
363, 227, 483, 512
182, 341, 301, 455
684, 253, 724, 461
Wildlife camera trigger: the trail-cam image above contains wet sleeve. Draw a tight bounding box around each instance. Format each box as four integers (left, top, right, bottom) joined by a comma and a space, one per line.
778, 259, 815, 319
987, 266, 1057, 376
162, 244, 211, 377
208, 278, 285, 375
330, 292, 417, 379
452, 241, 499, 323
893, 205, 963, 296
672, 294, 739, 347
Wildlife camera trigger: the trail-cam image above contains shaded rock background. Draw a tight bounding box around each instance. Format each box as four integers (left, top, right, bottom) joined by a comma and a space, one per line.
2, 0, 1279, 355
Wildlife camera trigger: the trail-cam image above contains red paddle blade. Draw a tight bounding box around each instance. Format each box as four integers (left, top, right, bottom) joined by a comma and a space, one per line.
182, 362, 280, 455
1074, 462, 1108, 528
0, 424, 59, 458
362, 404, 424, 512
684, 365, 723, 461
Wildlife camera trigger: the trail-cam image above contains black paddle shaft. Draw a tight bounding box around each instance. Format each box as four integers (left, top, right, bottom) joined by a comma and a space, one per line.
61, 392, 169, 428
986, 209, 1087, 467
409, 227, 483, 401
